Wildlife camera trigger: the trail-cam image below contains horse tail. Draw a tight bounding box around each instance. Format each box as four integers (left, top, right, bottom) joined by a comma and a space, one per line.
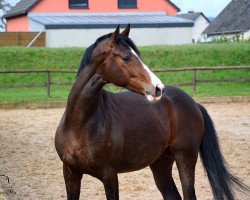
198, 103, 249, 200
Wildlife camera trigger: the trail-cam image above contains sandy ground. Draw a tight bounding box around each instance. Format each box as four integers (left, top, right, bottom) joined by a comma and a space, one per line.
0, 102, 249, 200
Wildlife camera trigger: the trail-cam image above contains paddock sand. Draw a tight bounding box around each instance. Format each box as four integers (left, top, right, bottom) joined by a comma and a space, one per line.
0, 102, 249, 200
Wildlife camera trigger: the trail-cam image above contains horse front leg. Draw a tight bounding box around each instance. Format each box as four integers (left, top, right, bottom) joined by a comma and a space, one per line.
101, 168, 119, 200
63, 163, 83, 200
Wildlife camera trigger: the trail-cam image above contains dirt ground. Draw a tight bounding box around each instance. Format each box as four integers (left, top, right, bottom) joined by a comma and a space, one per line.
0, 102, 249, 200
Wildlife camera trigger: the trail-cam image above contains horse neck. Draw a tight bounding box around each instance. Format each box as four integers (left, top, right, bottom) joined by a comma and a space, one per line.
68, 63, 97, 103
65, 63, 106, 125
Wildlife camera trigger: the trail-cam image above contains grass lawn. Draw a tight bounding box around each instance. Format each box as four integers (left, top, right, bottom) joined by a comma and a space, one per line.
1, 42, 250, 70
0, 43, 249, 104
0, 86, 71, 104
1, 82, 249, 104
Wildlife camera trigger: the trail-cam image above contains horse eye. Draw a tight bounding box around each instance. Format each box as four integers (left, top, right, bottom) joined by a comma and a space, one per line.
122, 56, 131, 63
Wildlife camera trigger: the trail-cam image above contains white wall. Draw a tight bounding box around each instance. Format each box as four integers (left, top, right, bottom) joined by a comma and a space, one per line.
46, 27, 192, 48
204, 30, 249, 42
130, 27, 192, 46
29, 19, 45, 32
243, 29, 250, 40
193, 15, 209, 43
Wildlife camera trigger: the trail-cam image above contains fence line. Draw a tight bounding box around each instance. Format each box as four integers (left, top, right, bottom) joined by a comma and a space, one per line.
0, 66, 249, 97
0, 32, 46, 47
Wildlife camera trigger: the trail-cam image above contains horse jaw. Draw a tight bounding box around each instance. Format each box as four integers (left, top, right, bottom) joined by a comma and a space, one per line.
145, 94, 160, 102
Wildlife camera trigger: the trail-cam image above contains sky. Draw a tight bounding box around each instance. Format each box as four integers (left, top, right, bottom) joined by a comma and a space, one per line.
6, 0, 231, 17
172, 0, 231, 17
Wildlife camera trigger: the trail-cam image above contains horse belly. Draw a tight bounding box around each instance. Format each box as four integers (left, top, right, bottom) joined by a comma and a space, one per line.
118, 140, 167, 172
117, 119, 170, 173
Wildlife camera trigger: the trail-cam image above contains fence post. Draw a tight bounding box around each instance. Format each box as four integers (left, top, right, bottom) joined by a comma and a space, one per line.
192, 69, 197, 93
15, 32, 19, 46
47, 71, 51, 98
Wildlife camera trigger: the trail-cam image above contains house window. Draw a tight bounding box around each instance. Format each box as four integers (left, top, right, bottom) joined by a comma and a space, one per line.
69, 0, 88, 9
118, 0, 137, 9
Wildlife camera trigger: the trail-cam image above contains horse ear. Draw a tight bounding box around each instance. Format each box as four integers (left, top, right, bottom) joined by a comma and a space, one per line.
110, 25, 120, 43
121, 24, 130, 37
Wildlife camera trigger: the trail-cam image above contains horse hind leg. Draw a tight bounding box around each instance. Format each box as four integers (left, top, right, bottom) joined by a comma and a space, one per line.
175, 150, 198, 200
150, 152, 182, 200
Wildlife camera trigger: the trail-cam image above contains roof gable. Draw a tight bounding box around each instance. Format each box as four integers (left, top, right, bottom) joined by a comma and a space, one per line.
177, 12, 210, 23
203, 0, 250, 35
166, 0, 180, 12
3, 0, 40, 18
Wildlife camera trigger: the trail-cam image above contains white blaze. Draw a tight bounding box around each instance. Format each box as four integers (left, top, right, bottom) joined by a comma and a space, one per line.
130, 48, 165, 101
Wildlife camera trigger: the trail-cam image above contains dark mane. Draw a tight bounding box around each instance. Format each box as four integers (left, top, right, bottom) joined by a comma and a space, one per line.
77, 33, 140, 77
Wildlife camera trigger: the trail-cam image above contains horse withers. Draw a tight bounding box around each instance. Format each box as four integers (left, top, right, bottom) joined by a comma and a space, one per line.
55, 25, 248, 200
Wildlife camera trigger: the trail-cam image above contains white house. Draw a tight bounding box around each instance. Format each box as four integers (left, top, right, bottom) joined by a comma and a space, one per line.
3, 0, 194, 47
178, 11, 210, 43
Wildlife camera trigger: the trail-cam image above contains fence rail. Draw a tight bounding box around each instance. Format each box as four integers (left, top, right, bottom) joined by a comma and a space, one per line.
0, 66, 249, 97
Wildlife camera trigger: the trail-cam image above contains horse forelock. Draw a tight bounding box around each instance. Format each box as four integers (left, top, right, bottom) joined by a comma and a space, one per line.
77, 33, 140, 77
117, 35, 141, 57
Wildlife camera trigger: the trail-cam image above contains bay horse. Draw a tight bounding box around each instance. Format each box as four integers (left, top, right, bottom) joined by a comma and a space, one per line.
55, 25, 247, 200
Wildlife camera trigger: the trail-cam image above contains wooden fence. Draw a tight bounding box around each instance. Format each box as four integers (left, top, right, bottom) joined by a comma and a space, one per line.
0, 32, 46, 47
0, 66, 249, 97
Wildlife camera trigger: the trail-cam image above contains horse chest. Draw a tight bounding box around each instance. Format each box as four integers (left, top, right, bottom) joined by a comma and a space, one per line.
63, 122, 115, 172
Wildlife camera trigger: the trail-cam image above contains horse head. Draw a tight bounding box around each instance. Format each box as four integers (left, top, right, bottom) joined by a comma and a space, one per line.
82, 25, 165, 102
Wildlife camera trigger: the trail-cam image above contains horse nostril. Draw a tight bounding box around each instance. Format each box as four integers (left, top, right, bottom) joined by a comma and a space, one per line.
155, 85, 162, 97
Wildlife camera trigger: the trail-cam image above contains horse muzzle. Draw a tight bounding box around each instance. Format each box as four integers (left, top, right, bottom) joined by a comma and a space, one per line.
145, 83, 165, 102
